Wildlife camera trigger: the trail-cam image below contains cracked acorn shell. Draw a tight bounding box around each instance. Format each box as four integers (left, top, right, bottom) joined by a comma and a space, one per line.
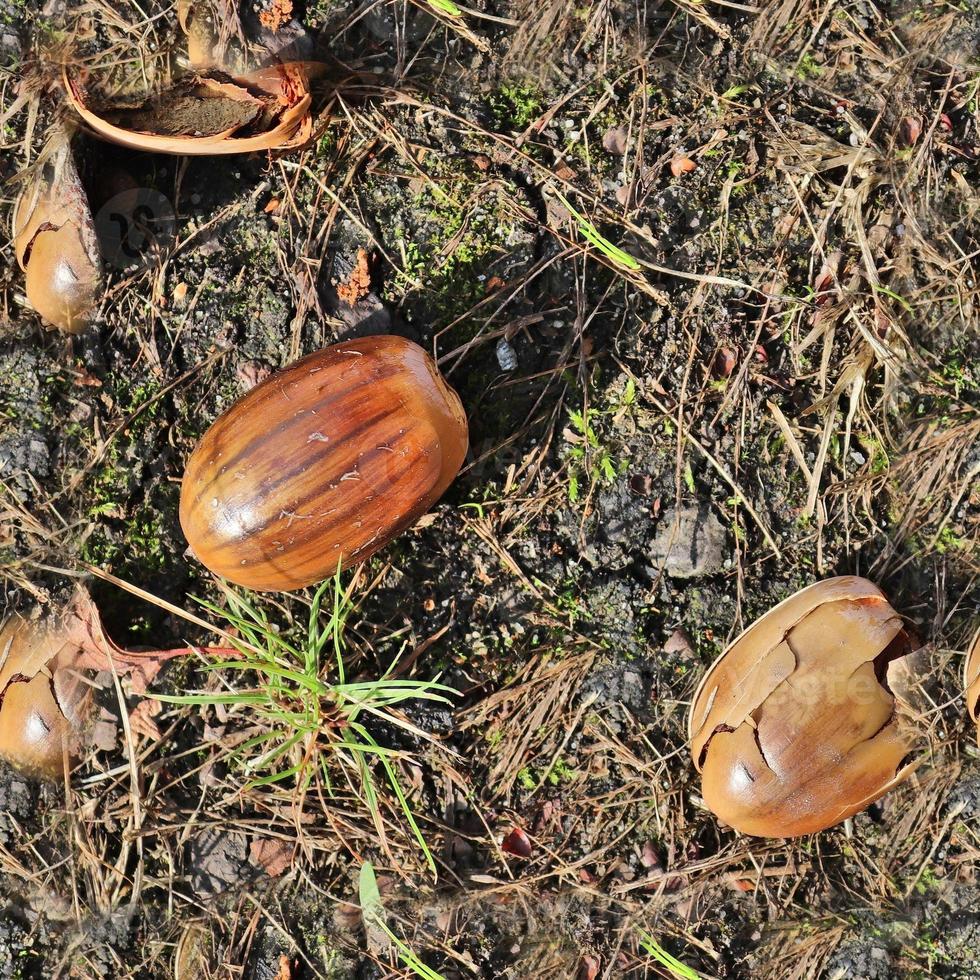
0, 614, 93, 780
63, 61, 316, 156
12, 139, 102, 334
688, 576, 922, 838
966, 628, 980, 746
179, 335, 469, 591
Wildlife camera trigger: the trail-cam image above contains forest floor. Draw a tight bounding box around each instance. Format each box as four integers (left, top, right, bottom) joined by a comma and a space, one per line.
1, 0, 979, 977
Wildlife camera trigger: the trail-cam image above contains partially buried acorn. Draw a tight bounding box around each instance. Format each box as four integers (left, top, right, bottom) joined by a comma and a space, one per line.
179, 335, 469, 591
966, 627, 980, 746
688, 576, 924, 838
12, 134, 102, 333
0, 588, 237, 780
0, 613, 93, 779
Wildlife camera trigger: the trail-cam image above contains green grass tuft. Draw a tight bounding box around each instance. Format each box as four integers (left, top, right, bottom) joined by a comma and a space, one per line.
155, 573, 456, 874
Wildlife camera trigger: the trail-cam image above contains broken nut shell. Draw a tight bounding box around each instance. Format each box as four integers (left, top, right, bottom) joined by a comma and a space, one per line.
0, 614, 93, 780
63, 62, 316, 156
689, 576, 922, 837
966, 627, 980, 746
12, 139, 102, 333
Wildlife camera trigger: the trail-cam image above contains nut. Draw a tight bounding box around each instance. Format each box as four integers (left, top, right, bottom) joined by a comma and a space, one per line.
13, 137, 102, 333
179, 336, 469, 591
689, 576, 923, 837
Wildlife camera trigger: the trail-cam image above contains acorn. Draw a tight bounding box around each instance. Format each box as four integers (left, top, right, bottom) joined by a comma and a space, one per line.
688, 577, 923, 837
0, 614, 92, 779
12, 135, 102, 333
966, 628, 980, 746
179, 335, 469, 591
0, 589, 238, 780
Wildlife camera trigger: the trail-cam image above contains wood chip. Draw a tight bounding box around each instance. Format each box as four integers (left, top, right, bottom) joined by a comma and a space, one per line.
335, 248, 372, 306
249, 837, 294, 877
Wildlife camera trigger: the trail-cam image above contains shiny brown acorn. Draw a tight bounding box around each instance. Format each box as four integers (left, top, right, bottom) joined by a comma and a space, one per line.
688, 576, 923, 838
966, 628, 980, 746
12, 136, 102, 333
179, 335, 469, 591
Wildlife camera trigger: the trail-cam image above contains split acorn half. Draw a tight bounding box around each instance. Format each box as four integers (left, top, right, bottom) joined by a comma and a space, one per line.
62, 60, 317, 156
62, 0, 318, 159
12, 135, 102, 334
688, 576, 926, 837
0, 587, 237, 780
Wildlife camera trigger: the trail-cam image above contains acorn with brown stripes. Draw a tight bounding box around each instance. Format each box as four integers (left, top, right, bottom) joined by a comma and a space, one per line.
179, 336, 469, 591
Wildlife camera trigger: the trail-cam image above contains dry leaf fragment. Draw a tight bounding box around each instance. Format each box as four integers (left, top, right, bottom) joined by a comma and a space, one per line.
670, 155, 696, 176
128, 697, 163, 740
249, 837, 294, 877
711, 347, 737, 378
615, 184, 633, 207
237, 358, 273, 390
13, 136, 102, 333
899, 116, 922, 147
664, 628, 694, 657
602, 125, 628, 155
813, 251, 843, 305
689, 576, 925, 837
335, 248, 372, 305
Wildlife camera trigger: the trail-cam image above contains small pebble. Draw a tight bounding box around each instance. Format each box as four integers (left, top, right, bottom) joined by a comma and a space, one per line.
496, 337, 518, 372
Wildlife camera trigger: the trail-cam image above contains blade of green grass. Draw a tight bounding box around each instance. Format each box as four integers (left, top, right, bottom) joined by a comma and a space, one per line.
555, 191, 641, 271
359, 862, 447, 980
637, 928, 700, 980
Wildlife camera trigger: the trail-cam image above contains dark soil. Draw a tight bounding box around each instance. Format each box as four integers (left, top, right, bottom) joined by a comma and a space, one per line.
0, 0, 978, 977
